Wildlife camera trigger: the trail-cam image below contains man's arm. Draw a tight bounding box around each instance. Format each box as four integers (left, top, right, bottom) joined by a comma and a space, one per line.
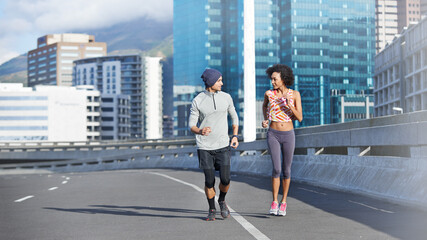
227, 94, 239, 148
189, 98, 212, 136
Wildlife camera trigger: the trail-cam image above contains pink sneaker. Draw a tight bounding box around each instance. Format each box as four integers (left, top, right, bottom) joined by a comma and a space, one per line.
278, 202, 287, 216
269, 201, 279, 215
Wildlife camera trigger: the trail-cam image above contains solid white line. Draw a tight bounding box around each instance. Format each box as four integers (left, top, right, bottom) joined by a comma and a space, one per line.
348, 200, 394, 214
149, 172, 270, 240
48, 187, 58, 191
14, 195, 34, 203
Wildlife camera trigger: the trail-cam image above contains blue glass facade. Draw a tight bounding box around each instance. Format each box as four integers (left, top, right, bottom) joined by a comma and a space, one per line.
280, 0, 375, 126
174, 0, 281, 134
173, 0, 375, 132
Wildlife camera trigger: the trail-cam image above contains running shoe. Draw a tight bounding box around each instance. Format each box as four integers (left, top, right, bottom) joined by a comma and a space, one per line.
206, 209, 216, 221
269, 201, 279, 215
218, 201, 230, 219
278, 202, 287, 216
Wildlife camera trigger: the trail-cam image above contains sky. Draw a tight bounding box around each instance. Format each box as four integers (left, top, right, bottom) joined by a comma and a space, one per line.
0, 0, 173, 65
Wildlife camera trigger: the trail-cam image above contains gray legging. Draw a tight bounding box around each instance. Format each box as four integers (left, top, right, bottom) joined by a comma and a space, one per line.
267, 128, 295, 179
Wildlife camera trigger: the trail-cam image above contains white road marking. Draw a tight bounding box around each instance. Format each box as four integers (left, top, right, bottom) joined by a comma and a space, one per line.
348, 200, 394, 214
62, 181, 67, 184
298, 187, 327, 195
48, 187, 58, 191
65, 177, 70, 180
149, 172, 270, 240
14, 195, 34, 202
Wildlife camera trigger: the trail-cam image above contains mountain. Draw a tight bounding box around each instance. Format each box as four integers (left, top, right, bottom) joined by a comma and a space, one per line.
0, 54, 27, 76
0, 17, 173, 84
89, 17, 172, 53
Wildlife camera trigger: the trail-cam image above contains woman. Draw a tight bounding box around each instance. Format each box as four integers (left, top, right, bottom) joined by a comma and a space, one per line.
262, 64, 303, 216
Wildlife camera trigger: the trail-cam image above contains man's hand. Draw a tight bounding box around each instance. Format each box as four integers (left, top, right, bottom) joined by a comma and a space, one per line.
230, 137, 239, 149
199, 127, 212, 136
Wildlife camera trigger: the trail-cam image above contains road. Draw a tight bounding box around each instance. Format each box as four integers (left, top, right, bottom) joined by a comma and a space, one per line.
1, 169, 426, 240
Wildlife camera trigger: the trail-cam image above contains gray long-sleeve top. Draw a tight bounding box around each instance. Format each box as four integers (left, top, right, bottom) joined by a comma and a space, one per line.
189, 90, 239, 150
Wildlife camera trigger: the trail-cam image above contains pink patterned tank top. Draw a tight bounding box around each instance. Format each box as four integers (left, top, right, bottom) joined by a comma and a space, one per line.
267, 89, 295, 122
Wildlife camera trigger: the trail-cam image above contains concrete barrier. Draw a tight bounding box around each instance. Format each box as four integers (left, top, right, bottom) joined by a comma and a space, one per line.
1, 110, 426, 209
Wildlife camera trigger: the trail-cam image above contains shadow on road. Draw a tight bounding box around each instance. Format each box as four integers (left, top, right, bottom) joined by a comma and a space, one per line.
44, 205, 210, 220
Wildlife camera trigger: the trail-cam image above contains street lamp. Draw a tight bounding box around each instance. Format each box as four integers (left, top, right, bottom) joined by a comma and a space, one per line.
392, 107, 403, 114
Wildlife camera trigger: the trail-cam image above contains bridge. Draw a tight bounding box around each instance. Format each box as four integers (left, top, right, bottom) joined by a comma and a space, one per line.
1, 111, 426, 239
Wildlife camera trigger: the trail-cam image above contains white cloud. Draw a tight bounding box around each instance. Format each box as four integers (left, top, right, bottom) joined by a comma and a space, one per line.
0, 0, 173, 65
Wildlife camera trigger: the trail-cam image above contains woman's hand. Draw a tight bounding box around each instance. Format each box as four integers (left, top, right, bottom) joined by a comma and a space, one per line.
262, 120, 269, 128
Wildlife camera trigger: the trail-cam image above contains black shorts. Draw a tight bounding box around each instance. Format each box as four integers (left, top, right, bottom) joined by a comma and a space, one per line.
197, 146, 231, 170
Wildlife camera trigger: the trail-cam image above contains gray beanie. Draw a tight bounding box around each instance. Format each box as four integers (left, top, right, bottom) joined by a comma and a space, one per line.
201, 68, 222, 87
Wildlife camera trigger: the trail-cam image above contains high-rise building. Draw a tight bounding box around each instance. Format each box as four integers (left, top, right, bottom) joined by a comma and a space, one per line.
280, 0, 375, 126
375, 0, 399, 53
173, 0, 279, 135
173, 0, 376, 134
374, 16, 427, 116
397, 0, 422, 32
73, 55, 163, 139
0, 83, 100, 141
27, 34, 106, 87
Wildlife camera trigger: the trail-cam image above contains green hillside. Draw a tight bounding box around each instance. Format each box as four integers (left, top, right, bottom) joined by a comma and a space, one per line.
0, 71, 27, 86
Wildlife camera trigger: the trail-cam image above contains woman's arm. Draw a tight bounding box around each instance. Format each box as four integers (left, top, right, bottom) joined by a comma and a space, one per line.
262, 92, 270, 128
288, 90, 303, 122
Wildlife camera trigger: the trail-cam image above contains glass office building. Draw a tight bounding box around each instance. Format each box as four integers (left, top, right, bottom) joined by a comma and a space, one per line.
280, 0, 375, 126
174, 0, 280, 135
174, 0, 375, 133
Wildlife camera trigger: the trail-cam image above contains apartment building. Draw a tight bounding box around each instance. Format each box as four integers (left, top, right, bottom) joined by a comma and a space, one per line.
397, 0, 422, 32
73, 55, 163, 139
27, 33, 106, 87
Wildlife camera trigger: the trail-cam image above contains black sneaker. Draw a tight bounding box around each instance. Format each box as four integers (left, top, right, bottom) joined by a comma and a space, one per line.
206, 209, 216, 221
218, 201, 230, 219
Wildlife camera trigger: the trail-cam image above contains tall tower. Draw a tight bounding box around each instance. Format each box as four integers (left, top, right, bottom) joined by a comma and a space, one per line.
280, 0, 375, 126
173, 0, 376, 131
375, 0, 399, 53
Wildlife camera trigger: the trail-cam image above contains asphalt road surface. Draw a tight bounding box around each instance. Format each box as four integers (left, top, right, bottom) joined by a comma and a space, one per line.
1, 169, 426, 240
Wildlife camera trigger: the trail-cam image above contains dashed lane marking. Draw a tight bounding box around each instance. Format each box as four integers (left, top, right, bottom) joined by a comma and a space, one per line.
14, 195, 34, 203
348, 200, 394, 213
298, 187, 327, 195
48, 187, 58, 191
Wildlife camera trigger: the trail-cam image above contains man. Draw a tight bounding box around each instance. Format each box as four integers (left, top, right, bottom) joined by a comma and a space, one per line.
189, 68, 239, 221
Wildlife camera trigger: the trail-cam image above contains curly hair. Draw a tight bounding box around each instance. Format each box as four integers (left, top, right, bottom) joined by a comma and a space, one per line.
265, 64, 294, 87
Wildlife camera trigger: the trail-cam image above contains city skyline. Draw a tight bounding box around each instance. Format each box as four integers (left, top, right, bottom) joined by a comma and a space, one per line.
0, 0, 173, 65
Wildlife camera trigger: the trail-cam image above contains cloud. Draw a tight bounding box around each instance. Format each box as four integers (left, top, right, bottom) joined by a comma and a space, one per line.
0, 0, 173, 65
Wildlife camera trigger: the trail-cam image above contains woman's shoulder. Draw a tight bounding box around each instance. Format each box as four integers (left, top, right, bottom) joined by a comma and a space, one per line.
265, 89, 274, 95
290, 89, 300, 96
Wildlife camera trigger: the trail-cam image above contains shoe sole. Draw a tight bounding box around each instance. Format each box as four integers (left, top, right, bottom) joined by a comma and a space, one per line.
269, 210, 278, 215
277, 212, 286, 216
